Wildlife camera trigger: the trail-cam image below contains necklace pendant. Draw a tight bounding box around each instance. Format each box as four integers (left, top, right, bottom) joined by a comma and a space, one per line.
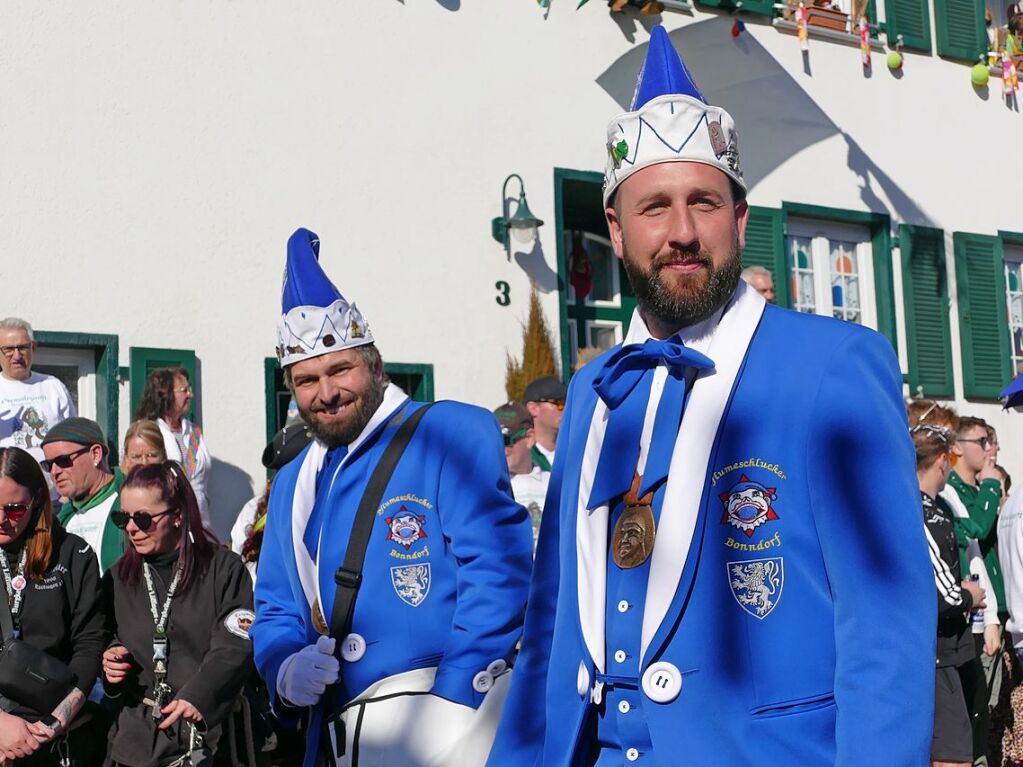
612, 503, 656, 569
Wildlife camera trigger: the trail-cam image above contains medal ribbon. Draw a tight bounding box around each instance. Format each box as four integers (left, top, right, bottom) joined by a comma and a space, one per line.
0, 548, 29, 621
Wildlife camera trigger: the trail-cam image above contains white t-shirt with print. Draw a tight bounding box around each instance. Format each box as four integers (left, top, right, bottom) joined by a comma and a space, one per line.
63, 493, 116, 561
0, 372, 76, 462
511, 466, 550, 552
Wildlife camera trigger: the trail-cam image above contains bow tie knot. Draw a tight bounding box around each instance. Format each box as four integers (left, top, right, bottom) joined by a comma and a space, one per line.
593, 337, 715, 410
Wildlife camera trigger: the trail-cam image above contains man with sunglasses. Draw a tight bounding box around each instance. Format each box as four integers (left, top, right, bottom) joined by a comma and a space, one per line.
495, 402, 549, 549
40, 417, 126, 573
523, 376, 567, 472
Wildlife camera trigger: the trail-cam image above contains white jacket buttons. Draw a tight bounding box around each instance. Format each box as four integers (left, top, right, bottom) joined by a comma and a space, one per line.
472, 670, 494, 693
626, 747, 640, 761
577, 661, 589, 698
340, 633, 366, 662
486, 659, 507, 676
642, 661, 682, 703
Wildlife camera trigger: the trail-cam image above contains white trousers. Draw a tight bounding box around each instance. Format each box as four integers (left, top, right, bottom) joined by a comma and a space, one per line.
332, 666, 511, 767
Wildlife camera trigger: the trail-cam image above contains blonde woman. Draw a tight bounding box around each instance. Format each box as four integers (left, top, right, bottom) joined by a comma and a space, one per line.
120, 421, 167, 475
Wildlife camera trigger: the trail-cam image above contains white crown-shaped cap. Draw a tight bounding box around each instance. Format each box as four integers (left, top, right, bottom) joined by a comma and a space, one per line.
603, 26, 745, 207
275, 228, 374, 368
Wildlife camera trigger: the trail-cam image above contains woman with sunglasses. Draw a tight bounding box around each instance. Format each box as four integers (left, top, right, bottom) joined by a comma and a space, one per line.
0, 447, 108, 765
101, 462, 254, 767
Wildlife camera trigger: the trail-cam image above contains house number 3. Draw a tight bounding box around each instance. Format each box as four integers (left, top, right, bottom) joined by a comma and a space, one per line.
495, 281, 511, 306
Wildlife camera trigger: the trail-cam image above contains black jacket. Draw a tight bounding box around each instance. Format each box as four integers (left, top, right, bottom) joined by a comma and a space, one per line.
103, 545, 254, 766
924, 492, 975, 668
2, 525, 108, 719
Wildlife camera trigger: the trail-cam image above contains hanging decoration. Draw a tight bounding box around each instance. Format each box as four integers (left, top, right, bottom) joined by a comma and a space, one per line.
858, 16, 871, 70
971, 60, 990, 88
795, 3, 809, 53
1004, 53, 1020, 103
732, 18, 746, 37
569, 232, 593, 301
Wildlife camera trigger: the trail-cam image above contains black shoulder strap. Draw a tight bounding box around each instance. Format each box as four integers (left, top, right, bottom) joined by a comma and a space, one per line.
328, 402, 435, 644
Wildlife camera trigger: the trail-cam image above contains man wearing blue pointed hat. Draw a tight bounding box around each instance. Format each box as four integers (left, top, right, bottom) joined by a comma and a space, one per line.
250, 228, 533, 767
490, 26, 934, 766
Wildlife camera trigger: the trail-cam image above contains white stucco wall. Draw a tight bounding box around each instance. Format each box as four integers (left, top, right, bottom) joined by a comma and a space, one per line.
1, 2, 1019, 533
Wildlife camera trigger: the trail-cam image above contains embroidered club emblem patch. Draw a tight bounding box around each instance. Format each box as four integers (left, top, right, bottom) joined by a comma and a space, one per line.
728, 557, 783, 619
224, 609, 256, 639
390, 564, 431, 607
386, 507, 427, 550
719, 475, 779, 537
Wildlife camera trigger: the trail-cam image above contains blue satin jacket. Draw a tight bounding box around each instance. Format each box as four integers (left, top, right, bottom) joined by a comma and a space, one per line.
252, 394, 533, 764
490, 303, 935, 767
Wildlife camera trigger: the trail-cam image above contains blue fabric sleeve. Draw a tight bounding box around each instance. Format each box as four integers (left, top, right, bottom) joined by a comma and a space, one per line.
251, 469, 309, 721
486, 379, 578, 767
429, 407, 534, 709
806, 329, 934, 767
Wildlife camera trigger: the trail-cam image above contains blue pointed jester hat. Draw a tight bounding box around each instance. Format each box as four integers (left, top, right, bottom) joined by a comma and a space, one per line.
603, 25, 745, 206
275, 228, 374, 368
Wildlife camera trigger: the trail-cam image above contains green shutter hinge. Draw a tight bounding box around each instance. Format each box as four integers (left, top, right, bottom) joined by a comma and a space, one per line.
117, 366, 130, 384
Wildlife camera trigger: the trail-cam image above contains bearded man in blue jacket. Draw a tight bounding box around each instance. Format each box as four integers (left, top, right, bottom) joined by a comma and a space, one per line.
489, 26, 934, 767
251, 228, 533, 767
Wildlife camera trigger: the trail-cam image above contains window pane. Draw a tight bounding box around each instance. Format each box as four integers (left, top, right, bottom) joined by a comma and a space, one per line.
588, 238, 616, 303
589, 324, 619, 351
1005, 256, 1023, 376
786, 235, 816, 314
829, 239, 862, 324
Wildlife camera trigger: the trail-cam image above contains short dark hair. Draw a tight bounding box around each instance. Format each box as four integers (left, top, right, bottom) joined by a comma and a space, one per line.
957, 416, 989, 436
135, 367, 190, 421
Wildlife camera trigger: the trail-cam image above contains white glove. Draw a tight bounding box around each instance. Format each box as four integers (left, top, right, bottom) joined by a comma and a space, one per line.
277, 635, 340, 706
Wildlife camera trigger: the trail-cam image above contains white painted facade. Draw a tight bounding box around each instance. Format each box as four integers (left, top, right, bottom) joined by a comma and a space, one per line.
0, 1, 1019, 535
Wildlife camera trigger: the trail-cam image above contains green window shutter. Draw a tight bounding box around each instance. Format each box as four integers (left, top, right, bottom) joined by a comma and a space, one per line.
741, 206, 790, 309
953, 232, 1012, 399
900, 225, 954, 398
934, 0, 985, 61
884, 0, 932, 51
264, 357, 289, 445
871, 225, 899, 353
129, 347, 198, 423
736, 0, 775, 15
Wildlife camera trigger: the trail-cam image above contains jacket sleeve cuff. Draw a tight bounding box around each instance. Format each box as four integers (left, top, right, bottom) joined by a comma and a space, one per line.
430, 665, 484, 709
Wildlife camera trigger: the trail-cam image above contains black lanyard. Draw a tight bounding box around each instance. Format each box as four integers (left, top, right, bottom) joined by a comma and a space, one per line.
0, 548, 28, 629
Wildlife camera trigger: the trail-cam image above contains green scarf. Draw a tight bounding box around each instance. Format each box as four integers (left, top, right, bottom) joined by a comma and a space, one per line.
56, 468, 126, 573
530, 445, 552, 472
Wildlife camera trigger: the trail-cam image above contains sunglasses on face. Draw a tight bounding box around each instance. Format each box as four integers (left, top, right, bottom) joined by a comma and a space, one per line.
111, 507, 177, 532
959, 436, 991, 450
503, 428, 529, 448
536, 399, 565, 411
40, 445, 92, 472
0, 504, 31, 523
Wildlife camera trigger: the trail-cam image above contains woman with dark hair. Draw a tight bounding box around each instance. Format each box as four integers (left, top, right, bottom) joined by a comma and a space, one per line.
101, 462, 254, 766
0, 447, 107, 764
135, 369, 211, 527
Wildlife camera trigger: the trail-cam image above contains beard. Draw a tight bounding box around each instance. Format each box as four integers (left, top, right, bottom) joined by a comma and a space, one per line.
299, 381, 386, 449
622, 236, 742, 330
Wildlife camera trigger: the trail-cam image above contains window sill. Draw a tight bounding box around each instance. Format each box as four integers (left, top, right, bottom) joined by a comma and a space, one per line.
660, 0, 694, 9
772, 15, 886, 51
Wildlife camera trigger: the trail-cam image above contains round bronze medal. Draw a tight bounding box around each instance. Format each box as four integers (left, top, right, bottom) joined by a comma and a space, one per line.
311, 598, 329, 636
612, 504, 656, 569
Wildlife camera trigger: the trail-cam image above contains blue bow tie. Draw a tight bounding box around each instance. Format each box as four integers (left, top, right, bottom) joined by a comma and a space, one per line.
588, 337, 714, 510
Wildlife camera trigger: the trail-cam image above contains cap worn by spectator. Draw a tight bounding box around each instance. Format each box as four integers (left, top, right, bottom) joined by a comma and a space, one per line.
40, 417, 107, 451
262, 423, 314, 470
493, 402, 533, 440
523, 376, 567, 405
